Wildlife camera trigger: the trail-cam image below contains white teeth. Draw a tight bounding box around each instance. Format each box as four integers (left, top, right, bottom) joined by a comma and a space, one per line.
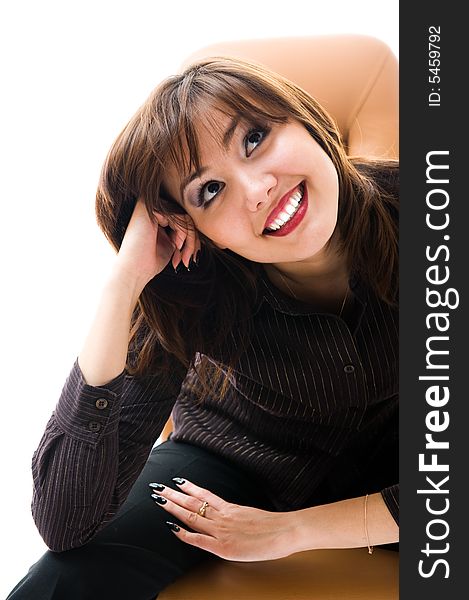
265, 184, 305, 232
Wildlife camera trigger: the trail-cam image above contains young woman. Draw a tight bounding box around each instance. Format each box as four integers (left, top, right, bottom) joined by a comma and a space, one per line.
8, 56, 398, 599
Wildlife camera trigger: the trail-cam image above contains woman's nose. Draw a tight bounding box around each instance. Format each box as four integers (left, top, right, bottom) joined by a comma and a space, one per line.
244, 173, 277, 212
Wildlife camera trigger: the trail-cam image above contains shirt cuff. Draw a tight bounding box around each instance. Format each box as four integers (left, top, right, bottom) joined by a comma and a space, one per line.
381, 484, 399, 525
53, 359, 127, 445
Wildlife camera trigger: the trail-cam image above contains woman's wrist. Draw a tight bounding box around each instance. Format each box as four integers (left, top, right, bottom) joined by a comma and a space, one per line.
287, 509, 314, 554
78, 265, 149, 387
107, 259, 151, 307
290, 494, 399, 552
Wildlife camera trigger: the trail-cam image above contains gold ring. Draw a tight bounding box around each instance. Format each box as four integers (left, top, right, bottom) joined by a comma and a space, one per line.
198, 501, 209, 517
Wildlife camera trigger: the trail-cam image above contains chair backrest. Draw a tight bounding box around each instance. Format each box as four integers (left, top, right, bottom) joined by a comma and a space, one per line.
181, 34, 398, 160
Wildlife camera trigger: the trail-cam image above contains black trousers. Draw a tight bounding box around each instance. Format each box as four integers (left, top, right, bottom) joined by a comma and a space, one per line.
7, 440, 275, 600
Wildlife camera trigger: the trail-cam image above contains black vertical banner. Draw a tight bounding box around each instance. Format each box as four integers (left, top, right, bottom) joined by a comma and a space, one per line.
400, 2, 467, 597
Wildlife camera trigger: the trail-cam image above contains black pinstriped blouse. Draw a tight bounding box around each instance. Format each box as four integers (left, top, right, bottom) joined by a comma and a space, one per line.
172, 273, 398, 514
32, 271, 398, 552
32, 173, 399, 553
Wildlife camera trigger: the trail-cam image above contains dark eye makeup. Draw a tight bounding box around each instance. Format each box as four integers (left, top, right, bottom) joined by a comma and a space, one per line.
194, 123, 271, 209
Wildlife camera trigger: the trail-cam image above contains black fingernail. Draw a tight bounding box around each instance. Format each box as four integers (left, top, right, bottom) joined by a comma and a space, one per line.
194, 250, 200, 265
151, 494, 167, 504
174, 263, 183, 274
149, 483, 165, 492
172, 477, 186, 485
166, 521, 180, 532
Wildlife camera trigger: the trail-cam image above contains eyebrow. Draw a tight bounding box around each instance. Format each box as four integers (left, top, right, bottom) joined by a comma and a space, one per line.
180, 116, 240, 197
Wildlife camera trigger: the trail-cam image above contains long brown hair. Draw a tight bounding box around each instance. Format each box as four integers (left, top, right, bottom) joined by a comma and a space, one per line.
95, 57, 398, 390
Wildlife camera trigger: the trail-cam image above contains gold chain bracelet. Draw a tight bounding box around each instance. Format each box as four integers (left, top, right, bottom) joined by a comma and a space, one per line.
364, 494, 374, 555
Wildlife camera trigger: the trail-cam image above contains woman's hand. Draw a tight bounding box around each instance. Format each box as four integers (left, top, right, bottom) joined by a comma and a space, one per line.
149, 479, 300, 562
115, 199, 200, 292
78, 200, 200, 387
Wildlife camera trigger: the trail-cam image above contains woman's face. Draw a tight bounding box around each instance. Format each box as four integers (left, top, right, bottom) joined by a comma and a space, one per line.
163, 109, 339, 265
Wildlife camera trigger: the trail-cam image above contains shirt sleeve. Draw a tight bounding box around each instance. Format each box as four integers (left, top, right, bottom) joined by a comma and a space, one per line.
31, 359, 182, 552
380, 484, 399, 525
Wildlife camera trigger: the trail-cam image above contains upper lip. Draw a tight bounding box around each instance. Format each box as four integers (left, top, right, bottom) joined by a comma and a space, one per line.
263, 183, 303, 230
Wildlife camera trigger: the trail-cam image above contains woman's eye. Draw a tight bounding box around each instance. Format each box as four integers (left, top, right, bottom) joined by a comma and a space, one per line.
199, 181, 224, 206
244, 128, 266, 156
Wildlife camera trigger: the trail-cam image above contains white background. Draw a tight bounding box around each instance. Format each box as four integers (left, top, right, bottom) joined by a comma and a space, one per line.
0, 0, 398, 595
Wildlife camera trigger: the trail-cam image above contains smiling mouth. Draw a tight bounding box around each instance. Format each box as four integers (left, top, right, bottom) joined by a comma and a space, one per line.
262, 183, 305, 234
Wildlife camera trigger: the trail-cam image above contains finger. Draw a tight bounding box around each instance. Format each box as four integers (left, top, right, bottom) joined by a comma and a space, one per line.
173, 230, 187, 252
168, 216, 189, 250
172, 479, 227, 511
168, 227, 185, 270
150, 486, 217, 519
171, 247, 182, 271
171, 214, 195, 269
181, 223, 197, 268
165, 222, 185, 249
192, 219, 201, 252
153, 211, 170, 227
151, 495, 215, 534
193, 236, 202, 265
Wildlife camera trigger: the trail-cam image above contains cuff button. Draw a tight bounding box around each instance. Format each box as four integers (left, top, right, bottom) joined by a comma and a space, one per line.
88, 421, 102, 432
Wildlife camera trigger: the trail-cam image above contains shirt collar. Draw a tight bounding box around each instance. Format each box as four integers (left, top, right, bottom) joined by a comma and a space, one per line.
257, 267, 368, 318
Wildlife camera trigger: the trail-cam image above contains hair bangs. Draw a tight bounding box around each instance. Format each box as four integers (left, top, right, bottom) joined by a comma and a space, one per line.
162, 66, 292, 181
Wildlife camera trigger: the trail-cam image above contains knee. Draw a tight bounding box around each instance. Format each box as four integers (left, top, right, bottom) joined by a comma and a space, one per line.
7, 549, 104, 599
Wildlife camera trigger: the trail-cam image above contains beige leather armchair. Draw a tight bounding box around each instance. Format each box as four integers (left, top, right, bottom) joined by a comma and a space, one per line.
158, 34, 399, 599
